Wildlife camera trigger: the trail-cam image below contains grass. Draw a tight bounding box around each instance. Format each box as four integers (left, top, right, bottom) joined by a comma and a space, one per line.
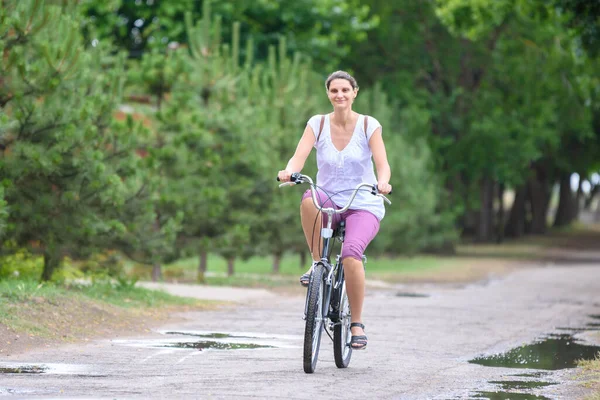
122, 252, 511, 287
118, 222, 600, 288
578, 350, 600, 400
0, 279, 200, 310
0, 279, 210, 341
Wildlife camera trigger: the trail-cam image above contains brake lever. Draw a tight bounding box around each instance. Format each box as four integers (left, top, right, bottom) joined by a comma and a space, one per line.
278, 182, 297, 188
371, 184, 392, 204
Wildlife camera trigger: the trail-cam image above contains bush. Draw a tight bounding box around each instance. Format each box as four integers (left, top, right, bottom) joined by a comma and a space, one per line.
0, 248, 43, 281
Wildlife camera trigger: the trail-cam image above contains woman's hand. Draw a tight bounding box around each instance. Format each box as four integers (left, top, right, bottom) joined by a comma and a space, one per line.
278, 170, 293, 182
377, 181, 392, 194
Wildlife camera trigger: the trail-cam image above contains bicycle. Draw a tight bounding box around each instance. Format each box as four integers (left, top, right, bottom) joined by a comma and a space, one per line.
277, 173, 391, 373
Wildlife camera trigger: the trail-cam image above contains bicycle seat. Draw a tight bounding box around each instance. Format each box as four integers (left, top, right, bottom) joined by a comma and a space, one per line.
334, 221, 345, 241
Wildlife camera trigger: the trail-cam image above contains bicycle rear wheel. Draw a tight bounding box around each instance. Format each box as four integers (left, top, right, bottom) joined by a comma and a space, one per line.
303, 263, 326, 373
333, 279, 352, 368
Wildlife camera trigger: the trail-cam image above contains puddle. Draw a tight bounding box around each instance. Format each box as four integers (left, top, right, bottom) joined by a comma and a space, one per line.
396, 292, 429, 298
556, 326, 599, 332
472, 392, 551, 400
511, 372, 550, 378
470, 334, 600, 370
0, 388, 40, 395
0, 363, 87, 375
167, 332, 237, 339
0, 366, 47, 374
161, 330, 301, 341
557, 315, 600, 331
114, 331, 301, 351
489, 380, 556, 390
164, 331, 265, 340
161, 341, 274, 351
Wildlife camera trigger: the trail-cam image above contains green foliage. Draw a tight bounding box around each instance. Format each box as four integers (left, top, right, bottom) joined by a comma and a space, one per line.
434, 0, 515, 40
348, 0, 600, 240
355, 84, 459, 254
82, 0, 377, 70
0, 278, 197, 309
0, 248, 43, 281
5, 0, 597, 278
0, 187, 7, 240
0, 1, 175, 280
0, 280, 56, 303
70, 280, 194, 308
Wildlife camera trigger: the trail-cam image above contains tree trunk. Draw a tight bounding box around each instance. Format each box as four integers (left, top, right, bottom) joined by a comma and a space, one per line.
554, 173, 575, 227
528, 173, 551, 234
197, 250, 208, 283
572, 178, 584, 221
152, 262, 161, 282
41, 250, 60, 282
299, 251, 307, 268
273, 253, 281, 274
496, 183, 505, 243
584, 184, 599, 210
227, 257, 235, 277
505, 185, 526, 238
476, 176, 494, 242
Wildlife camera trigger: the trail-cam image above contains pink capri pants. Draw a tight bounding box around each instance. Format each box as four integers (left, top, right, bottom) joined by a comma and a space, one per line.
302, 189, 380, 262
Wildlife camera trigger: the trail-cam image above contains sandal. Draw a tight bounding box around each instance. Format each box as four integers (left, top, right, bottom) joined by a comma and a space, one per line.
299, 272, 311, 287
350, 322, 368, 350
300, 262, 318, 287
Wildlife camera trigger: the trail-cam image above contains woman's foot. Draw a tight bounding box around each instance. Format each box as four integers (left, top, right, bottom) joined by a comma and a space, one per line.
299, 262, 318, 287
350, 322, 367, 350
299, 271, 311, 287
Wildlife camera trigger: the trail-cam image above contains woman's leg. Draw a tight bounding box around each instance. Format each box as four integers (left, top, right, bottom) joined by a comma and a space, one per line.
300, 189, 339, 263
341, 210, 380, 346
300, 197, 323, 262
299, 190, 340, 284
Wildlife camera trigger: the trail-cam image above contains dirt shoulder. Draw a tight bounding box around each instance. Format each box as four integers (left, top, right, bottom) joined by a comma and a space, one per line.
0, 294, 212, 357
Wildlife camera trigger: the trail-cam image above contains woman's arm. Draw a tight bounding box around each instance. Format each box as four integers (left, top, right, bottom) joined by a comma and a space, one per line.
277, 125, 316, 182
369, 127, 392, 194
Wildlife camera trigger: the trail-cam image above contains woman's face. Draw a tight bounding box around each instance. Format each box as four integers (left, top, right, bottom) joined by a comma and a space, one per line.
327, 78, 357, 110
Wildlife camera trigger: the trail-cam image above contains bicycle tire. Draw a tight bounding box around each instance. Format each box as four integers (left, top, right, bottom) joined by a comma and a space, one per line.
303, 263, 326, 373
333, 279, 352, 368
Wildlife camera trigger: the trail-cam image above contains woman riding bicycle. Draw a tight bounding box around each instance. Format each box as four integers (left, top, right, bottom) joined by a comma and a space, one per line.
277, 70, 392, 351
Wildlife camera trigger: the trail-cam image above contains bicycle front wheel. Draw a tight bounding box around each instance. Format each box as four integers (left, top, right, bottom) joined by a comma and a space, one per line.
303, 263, 326, 373
333, 279, 352, 368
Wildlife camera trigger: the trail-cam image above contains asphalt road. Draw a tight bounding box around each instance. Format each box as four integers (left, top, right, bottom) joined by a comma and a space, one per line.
1, 263, 600, 399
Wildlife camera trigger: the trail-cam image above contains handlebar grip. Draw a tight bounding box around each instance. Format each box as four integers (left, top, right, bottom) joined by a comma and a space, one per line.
372, 184, 392, 195
276, 173, 301, 183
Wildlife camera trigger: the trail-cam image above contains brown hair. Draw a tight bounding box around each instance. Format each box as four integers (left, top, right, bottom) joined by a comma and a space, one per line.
325, 70, 359, 90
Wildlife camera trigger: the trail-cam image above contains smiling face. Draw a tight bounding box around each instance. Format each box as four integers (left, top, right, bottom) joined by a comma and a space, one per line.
327, 78, 358, 110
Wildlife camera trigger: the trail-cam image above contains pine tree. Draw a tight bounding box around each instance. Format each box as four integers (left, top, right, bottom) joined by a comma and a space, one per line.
0, 0, 170, 280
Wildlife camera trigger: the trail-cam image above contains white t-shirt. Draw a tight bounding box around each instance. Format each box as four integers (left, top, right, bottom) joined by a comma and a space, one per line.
307, 113, 385, 220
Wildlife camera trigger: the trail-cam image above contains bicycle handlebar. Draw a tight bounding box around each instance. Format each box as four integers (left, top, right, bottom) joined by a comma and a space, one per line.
277, 173, 391, 214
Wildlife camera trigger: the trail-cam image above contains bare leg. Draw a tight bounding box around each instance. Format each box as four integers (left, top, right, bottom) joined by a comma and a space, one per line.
300, 197, 322, 263
343, 256, 366, 338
